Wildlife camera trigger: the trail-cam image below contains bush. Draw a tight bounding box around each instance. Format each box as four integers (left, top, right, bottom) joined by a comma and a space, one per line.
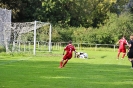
0, 46, 6, 53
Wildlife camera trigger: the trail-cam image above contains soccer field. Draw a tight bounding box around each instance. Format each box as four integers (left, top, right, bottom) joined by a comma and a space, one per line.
0, 50, 133, 88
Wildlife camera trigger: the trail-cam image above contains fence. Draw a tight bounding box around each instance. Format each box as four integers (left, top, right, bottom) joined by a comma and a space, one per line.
52, 42, 119, 52
9, 41, 120, 53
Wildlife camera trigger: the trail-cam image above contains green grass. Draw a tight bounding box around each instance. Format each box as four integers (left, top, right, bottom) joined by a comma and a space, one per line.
0, 50, 133, 88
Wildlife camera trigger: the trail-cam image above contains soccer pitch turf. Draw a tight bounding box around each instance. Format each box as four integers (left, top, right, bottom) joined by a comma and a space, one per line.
0, 50, 133, 88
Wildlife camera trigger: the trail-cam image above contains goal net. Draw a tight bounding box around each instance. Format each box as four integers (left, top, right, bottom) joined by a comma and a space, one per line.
10, 21, 52, 55
0, 8, 11, 52
0, 8, 52, 55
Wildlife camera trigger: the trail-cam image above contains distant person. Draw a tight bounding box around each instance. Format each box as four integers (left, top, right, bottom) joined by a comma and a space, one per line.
116, 36, 128, 60
59, 41, 77, 68
127, 35, 133, 68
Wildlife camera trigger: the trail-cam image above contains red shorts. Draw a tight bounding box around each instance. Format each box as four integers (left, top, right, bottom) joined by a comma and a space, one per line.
63, 54, 72, 60
118, 48, 126, 53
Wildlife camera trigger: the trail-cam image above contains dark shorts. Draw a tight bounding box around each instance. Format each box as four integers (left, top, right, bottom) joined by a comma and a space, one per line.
127, 49, 133, 58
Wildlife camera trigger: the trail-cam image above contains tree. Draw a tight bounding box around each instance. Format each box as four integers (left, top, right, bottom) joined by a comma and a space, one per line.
110, 0, 129, 16
95, 12, 133, 44
0, 0, 42, 22
0, 0, 22, 21
0, 0, 129, 28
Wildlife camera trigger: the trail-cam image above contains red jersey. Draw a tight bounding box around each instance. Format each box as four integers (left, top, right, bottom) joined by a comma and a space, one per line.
63, 44, 75, 60
118, 38, 127, 49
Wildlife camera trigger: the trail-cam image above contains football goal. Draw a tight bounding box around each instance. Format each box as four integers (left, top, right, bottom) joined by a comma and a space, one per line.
10, 21, 52, 55
0, 8, 52, 55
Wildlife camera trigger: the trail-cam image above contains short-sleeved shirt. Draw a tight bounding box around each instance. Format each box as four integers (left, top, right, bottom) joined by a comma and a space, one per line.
128, 40, 133, 58
128, 40, 133, 49
63, 44, 75, 60
118, 39, 127, 50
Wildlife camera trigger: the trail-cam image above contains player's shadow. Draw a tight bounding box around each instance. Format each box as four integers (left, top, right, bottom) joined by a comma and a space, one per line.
101, 55, 107, 58
88, 57, 95, 59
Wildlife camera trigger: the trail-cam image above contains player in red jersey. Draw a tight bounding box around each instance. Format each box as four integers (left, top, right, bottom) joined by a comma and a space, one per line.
59, 41, 77, 68
117, 36, 128, 60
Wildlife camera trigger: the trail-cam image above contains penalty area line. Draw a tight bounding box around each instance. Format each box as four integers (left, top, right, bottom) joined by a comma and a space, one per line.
0, 57, 32, 66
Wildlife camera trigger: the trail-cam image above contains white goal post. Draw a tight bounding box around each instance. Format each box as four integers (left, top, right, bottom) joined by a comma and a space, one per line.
33, 21, 52, 55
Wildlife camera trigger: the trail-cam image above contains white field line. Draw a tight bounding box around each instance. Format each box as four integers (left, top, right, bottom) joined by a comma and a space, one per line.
0, 57, 32, 65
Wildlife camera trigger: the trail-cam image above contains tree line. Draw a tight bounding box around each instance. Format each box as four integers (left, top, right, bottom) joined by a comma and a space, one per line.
0, 0, 133, 44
